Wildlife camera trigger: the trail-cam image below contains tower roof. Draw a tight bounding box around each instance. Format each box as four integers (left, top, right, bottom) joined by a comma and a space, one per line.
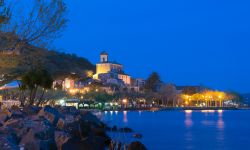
100, 51, 108, 55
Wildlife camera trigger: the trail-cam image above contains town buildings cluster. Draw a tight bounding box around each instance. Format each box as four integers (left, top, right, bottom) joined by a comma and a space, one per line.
0, 51, 244, 109
56, 51, 146, 95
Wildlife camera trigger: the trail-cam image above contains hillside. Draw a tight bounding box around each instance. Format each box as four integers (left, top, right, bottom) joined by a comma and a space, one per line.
0, 45, 95, 85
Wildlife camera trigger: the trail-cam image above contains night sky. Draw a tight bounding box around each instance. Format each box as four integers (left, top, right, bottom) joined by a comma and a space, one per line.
54, 0, 250, 93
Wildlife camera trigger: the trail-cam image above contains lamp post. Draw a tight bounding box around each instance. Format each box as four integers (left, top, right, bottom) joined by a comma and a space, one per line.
122, 98, 128, 108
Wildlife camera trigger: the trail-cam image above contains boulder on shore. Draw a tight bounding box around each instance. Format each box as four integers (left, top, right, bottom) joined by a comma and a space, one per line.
0, 137, 19, 150
62, 136, 106, 150
0, 109, 11, 124
54, 131, 70, 150
127, 141, 147, 150
0, 106, 146, 150
38, 105, 61, 126
19, 118, 56, 150
119, 127, 133, 133
22, 106, 41, 116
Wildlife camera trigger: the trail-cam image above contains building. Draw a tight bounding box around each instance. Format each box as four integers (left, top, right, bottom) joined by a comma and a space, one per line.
63, 78, 75, 89
133, 78, 146, 88
93, 51, 131, 86
59, 51, 144, 95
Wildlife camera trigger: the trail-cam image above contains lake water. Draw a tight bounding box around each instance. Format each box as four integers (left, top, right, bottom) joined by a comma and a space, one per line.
101, 110, 250, 150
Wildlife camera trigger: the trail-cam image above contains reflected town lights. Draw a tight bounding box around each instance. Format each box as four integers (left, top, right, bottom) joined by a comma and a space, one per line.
218, 109, 223, 117
201, 110, 215, 113
123, 111, 128, 123
185, 110, 193, 128
185, 110, 193, 114
115, 111, 118, 115
110, 111, 113, 115
218, 109, 223, 113
208, 110, 215, 113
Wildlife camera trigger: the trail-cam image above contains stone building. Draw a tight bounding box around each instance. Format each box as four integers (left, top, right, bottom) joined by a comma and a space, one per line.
93, 51, 131, 85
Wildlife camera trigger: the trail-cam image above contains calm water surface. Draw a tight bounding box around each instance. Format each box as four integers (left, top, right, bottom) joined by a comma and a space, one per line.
101, 110, 250, 150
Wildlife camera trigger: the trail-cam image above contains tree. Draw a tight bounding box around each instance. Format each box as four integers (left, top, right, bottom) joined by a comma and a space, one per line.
36, 89, 67, 106
159, 84, 178, 106
21, 68, 53, 106
0, 0, 68, 86
0, 0, 11, 24
144, 72, 161, 92
0, 0, 67, 50
83, 91, 113, 103
182, 86, 199, 95
0, 47, 95, 87
226, 91, 243, 105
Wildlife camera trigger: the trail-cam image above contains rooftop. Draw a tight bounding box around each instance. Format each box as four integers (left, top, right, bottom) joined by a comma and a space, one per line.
97, 61, 122, 65
100, 51, 108, 55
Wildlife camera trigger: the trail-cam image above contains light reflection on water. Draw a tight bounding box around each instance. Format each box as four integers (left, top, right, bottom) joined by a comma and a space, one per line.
123, 111, 128, 123
115, 111, 118, 115
102, 110, 250, 150
185, 110, 193, 128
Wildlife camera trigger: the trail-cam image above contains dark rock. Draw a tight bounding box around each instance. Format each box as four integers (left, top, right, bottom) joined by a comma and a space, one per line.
0, 107, 132, 150
127, 141, 147, 150
0, 109, 11, 124
22, 106, 40, 116
92, 128, 108, 138
57, 106, 80, 116
10, 107, 24, 119
112, 125, 117, 131
3, 118, 24, 129
119, 127, 133, 133
57, 114, 75, 130
62, 136, 106, 150
55, 131, 70, 150
133, 133, 143, 139
80, 111, 104, 128
0, 137, 19, 150
63, 121, 82, 138
19, 118, 57, 150
38, 105, 61, 126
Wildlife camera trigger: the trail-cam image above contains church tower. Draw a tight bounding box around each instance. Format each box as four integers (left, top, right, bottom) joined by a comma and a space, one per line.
100, 51, 108, 63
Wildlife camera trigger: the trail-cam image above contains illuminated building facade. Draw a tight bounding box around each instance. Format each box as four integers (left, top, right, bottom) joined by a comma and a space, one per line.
93, 51, 131, 85
63, 78, 75, 89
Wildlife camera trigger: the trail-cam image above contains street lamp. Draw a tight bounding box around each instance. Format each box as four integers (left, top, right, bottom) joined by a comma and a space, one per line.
122, 99, 128, 104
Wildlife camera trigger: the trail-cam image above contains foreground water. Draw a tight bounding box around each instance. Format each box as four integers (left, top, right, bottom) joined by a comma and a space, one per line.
101, 110, 250, 150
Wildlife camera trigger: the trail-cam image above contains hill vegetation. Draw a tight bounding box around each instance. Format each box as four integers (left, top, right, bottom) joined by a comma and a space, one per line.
0, 46, 95, 85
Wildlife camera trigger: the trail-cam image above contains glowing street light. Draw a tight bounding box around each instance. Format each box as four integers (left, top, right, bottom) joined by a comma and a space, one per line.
122, 99, 128, 104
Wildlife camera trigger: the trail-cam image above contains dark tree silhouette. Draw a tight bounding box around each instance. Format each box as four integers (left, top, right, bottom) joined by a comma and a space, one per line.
144, 72, 162, 92
21, 68, 53, 106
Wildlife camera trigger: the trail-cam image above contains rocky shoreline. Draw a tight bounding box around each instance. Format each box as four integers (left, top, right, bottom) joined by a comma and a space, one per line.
0, 106, 146, 150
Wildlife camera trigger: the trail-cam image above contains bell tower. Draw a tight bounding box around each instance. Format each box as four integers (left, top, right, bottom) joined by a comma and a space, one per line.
100, 51, 108, 63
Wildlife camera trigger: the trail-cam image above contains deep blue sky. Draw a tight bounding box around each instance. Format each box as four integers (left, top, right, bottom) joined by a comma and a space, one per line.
54, 0, 250, 93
